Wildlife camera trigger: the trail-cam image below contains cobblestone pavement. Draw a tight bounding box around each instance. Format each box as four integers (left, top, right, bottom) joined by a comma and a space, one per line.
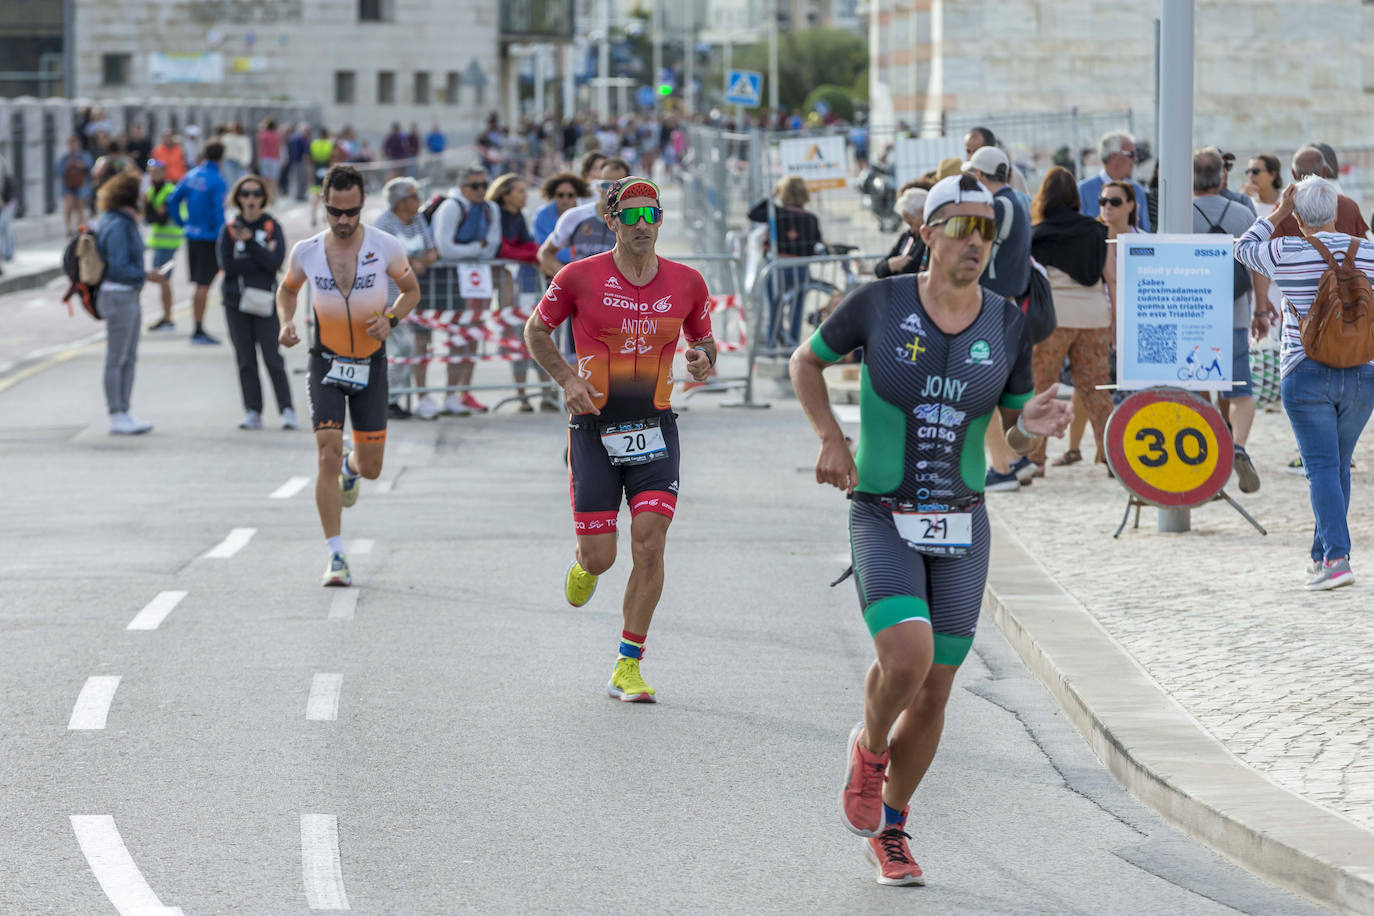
986, 402, 1374, 830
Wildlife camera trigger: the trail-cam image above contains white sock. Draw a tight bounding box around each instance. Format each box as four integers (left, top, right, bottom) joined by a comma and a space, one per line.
342, 454, 360, 480
326, 536, 344, 556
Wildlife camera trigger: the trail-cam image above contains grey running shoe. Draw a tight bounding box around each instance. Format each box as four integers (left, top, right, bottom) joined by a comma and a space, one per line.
1233, 445, 1261, 493
1306, 557, 1354, 591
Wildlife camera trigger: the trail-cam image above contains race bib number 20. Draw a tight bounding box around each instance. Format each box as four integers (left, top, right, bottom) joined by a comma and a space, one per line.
600, 419, 668, 466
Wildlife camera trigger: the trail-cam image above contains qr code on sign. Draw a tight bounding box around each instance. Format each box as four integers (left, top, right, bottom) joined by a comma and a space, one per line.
1137, 323, 1178, 364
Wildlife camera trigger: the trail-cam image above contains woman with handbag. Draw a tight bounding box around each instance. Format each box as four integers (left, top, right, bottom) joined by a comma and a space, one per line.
217, 174, 295, 430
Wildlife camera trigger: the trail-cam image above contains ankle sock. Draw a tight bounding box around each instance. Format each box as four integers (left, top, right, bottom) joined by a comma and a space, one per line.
342, 454, 360, 480
618, 630, 646, 660
326, 536, 344, 556
883, 803, 906, 828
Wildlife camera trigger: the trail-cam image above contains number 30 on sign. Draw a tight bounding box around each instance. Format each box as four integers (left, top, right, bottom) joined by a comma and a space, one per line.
1105, 388, 1234, 509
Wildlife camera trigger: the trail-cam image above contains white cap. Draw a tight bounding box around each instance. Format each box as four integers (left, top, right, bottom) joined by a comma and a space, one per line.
185, 125, 201, 137
922, 174, 996, 221
963, 146, 1009, 180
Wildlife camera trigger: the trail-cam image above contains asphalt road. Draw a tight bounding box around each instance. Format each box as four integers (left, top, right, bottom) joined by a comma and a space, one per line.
0, 290, 1329, 914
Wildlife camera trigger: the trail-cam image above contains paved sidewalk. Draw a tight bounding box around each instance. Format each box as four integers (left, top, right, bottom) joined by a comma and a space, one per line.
975, 403, 1374, 910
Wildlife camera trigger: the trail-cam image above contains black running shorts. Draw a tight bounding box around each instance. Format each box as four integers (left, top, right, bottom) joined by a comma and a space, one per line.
567, 413, 680, 535
306, 351, 389, 444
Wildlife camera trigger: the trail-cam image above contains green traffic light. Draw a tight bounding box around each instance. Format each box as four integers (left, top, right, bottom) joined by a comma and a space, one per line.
657, 84, 673, 96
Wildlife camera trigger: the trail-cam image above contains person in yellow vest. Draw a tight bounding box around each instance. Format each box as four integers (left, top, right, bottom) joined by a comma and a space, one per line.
144, 159, 183, 333
309, 128, 336, 228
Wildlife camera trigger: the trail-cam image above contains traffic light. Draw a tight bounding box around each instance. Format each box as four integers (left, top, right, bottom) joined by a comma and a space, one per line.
657, 83, 674, 97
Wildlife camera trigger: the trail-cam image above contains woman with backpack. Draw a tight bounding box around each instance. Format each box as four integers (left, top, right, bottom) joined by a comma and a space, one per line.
94, 172, 153, 435
1236, 177, 1374, 591
217, 174, 294, 431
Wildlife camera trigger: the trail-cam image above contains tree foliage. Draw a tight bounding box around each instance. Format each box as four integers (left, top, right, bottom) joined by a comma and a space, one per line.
709, 28, 867, 114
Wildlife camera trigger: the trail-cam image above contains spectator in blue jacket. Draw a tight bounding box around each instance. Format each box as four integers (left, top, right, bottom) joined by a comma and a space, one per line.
166, 140, 227, 345
1078, 131, 1152, 231
532, 172, 588, 267
95, 172, 153, 435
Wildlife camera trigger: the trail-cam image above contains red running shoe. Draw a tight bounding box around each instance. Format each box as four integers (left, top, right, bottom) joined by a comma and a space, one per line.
838, 722, 888, 837
865, 822, 925, 886
460, 393, 489, 413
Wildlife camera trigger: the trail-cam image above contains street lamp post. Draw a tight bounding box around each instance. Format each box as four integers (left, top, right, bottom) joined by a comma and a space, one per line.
598, 0, 611, 115
768, 0, 779, 118
1156, 0, 1195, 533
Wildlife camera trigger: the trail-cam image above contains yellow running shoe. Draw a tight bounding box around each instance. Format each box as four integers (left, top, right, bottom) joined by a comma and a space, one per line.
339, 444, 360, 508
564, 560, 598, 607
607, 657, 656, 703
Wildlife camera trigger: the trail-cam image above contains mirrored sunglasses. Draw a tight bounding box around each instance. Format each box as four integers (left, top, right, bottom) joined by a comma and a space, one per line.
614, 206, 661, 227
927, 215, 996, 240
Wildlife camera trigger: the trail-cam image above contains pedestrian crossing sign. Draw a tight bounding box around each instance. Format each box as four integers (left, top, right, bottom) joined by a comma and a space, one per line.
725, 70, 763, 107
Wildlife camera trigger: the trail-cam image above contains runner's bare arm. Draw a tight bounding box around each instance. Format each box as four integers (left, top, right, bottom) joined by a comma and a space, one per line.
537, 237, 563, 278
524, 314, 602, 414
277, 247, 307, 347
789, 342, 857, 491
684, 340, 716, 381
1002, 387, 1072, 454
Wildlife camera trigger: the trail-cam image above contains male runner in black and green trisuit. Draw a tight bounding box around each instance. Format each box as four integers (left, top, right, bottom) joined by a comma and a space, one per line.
790, 173, 1073, 886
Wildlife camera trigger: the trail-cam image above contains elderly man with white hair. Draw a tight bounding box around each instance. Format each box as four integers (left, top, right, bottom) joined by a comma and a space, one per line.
873, 187, 928, 279
1078, 130, 1152, 231
1236, 177, 1374, 591
372, 176, 438, 420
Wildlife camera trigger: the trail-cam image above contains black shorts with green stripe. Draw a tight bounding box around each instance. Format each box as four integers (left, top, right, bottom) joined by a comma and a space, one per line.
848, 498, 991, 667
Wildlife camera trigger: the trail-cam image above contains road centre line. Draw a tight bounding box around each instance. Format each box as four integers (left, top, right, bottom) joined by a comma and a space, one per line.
202, 528, 257, 559
328, 591, 359, 621
348, 539, 374, 555
306, 674, 343, 722
69, 677, 121, 730
127, 591, 188, 631
70, 816, 185, 916
270, 476, 311, 499
301, 814, 350, 910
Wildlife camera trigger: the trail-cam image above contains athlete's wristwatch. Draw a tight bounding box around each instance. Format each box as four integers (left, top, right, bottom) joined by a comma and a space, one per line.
386, 312, 399, 329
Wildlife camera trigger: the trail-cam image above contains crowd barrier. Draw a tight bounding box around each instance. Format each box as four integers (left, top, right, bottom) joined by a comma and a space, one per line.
747, 251, 881, 365
385, 253, 758, 411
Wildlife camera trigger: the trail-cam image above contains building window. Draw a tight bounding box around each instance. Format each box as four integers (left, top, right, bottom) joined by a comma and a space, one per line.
335, 70, 356, 104
359, 0, 394, 21
444, 71, 461, 105
378, 71, 396, 104
102, 54, 131, 87
414, 71, 430, 105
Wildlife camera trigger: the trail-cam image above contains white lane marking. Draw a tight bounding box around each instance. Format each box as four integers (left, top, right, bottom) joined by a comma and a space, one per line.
69, 677, 121, 730
71, 816, 185, 916
127, 591, 188, 631
328, 591, 359, 621
301, 814, 351, 910
202, 527, 256, 559
348, 539, 374, 555
372, 479, 394, 495
270, 476, 311, 499
306, 674, 343, 722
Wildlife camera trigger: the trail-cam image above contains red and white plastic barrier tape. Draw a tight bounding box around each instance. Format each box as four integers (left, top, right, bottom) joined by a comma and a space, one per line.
674, 294, 748, 354
403, 306, 532, 346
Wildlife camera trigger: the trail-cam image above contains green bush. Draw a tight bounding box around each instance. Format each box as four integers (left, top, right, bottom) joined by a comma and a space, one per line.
804, 86, 855, 123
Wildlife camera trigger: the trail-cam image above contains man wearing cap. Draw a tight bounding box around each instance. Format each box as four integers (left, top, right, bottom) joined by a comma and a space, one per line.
523, 176, 716, 704
789, 173, 1071, 886
143, 159, 183, 333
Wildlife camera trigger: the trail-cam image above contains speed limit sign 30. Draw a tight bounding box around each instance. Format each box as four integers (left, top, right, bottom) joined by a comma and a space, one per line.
1105, 388, 1234, 509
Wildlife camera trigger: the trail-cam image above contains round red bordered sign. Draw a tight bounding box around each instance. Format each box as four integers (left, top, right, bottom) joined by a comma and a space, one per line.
1105, 387, 1234, 509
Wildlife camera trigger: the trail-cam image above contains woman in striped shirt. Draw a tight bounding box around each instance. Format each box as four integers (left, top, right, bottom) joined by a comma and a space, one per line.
1235, 177, 1374, 591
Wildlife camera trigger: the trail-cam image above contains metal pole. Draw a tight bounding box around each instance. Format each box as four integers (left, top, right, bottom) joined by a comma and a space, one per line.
63, 0, 75, 95
683, 1, 695, 116
1157, 0, 1195, 534
651, 0, 662, 112
598, 0, 611, 116
1153, 18, 1161, 162
768, 0, 779, 118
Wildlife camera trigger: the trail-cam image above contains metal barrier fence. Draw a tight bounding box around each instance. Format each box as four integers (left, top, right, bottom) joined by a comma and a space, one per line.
746, 251, 881, 367
683, 109, 1137, 258
0, 95, 320, 221
386, 252, 759, 411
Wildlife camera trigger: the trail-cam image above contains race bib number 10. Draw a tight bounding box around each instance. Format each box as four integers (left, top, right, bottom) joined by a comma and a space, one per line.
323, 356, 371, 392
892, 508, 973, 558
600, 418, 668, 466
